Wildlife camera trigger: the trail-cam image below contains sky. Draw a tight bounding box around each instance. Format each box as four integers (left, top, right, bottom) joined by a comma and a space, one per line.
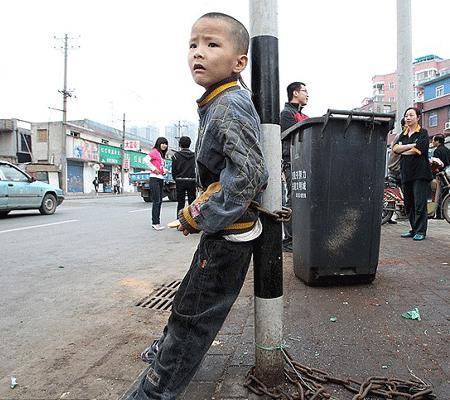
1, 0, 449, 132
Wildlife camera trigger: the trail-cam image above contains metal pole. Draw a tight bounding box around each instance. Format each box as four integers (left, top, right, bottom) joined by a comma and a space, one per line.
396, 0, 413, 134
249, 0, 284, 387
122, 113, 126, 194
61, 33, 68, 192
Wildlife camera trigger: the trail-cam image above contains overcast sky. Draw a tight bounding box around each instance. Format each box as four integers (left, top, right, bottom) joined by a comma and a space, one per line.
1, 0, 449, 131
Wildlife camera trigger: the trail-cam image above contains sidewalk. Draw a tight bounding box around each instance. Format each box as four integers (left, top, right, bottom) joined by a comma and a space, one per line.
65, 192, 140, 200
125, 219, 450, 399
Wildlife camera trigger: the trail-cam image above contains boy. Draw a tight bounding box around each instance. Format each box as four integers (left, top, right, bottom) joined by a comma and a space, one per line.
133, 12, 268, 400
171, 136, 196, 216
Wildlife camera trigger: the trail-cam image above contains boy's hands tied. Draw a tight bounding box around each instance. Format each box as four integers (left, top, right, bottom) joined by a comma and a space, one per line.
178, 204, 201, 235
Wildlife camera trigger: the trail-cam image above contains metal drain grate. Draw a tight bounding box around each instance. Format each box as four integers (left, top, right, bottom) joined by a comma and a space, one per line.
136, 280, 182, 311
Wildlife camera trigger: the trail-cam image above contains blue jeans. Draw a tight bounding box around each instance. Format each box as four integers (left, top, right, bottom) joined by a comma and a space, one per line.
133, 234, 254, 400
149, 177, 164, 225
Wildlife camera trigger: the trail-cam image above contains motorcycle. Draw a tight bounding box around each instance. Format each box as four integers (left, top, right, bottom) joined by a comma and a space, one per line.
429, 167, 450, 223
382, 176, 406, 225
381, 166, 450, 225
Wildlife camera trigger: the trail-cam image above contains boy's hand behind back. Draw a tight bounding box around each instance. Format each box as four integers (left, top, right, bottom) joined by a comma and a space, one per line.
177, 225, 190, 236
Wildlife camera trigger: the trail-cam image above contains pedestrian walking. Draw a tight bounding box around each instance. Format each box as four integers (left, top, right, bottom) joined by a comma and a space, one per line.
393, 107, 432, 240
171, 136, 196, 216
280, 82, 309, 252
92, 176, 99, 195
146, 137, 168, 231
133, 12, 268, 400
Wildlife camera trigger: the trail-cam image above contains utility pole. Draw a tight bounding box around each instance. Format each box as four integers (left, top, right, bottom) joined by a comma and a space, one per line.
122, 113, 126, 194
175, 120, 188, 148
250, 0, 284, 387
396, 0, 413, 134
54, 33, 78, 192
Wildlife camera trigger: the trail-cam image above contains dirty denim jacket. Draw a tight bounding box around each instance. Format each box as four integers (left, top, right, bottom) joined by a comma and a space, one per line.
192, 82, 268, 235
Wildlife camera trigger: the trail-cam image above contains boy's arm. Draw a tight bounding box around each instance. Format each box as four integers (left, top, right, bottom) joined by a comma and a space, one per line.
179, 118, 268, 235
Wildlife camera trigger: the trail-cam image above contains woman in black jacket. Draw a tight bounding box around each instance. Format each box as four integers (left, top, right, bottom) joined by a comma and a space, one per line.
393, 107, 432, 240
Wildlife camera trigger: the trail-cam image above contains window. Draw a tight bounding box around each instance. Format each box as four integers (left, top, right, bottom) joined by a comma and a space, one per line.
69, 130, 80, 138
37, 129, 48, 142
20, 133, 32, 153
389, 97, 395, 103
0, 164, 29, 182
389, 82, 395, 90
436, 85, 444, 97
429, 113, 438, 127
34, 171, 49, 183
383, 105, 392, 113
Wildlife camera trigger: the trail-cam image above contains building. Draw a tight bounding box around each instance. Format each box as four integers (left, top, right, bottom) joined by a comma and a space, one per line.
0, 119, 33, 164
31, 119, 154, 193
129, 125, 160, 143
420, 75, 450, 137
164, 121, 198, 150
359, 55, 450, 114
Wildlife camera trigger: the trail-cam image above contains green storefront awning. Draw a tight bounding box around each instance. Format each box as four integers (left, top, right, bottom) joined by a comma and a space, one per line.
127, 150, 148, 169
99, 144, 148, 168
99, 144, 122, 165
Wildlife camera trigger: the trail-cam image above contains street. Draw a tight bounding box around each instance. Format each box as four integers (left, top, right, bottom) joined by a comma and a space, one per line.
1, 196, 449, 399
0, 195, 198, 400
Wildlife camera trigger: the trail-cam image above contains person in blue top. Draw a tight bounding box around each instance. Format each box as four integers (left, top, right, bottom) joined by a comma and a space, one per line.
393, 107, 432, 240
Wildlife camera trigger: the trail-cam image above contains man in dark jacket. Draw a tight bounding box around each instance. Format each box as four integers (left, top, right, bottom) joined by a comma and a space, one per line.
172, 136, 196, 216
280, 82, 309, 252
432, 134, 450, 168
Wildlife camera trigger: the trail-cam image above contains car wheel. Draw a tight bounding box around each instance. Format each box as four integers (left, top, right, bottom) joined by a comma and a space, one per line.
39, 193, 57, 215
0, 210, 10, 218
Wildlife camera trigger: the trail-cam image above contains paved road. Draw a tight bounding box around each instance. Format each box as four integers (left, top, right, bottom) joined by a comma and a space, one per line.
0, 196, 199, 400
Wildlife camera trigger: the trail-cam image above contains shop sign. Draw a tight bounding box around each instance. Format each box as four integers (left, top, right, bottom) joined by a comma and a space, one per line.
99, 144, 122, 165
123, 155, 130, 170
127, 150, 149, 169
72, 138, 99, 161
124, 140, 140, 151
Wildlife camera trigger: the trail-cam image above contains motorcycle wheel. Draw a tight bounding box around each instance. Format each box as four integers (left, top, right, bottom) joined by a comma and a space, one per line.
442, 195, 450, 224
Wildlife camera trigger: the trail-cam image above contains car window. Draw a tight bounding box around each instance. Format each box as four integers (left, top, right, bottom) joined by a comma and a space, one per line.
0, 164, 29, 182
0, 169, 5, 180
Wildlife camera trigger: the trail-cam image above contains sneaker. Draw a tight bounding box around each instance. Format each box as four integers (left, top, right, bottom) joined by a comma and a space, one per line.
141, 340, 160, 364
152, 224, 165, 231
413, 233, 426, 241
400, 232, 414, 238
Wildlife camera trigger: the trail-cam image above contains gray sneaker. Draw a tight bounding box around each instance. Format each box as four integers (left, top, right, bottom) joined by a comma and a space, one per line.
140, 339, 159, 364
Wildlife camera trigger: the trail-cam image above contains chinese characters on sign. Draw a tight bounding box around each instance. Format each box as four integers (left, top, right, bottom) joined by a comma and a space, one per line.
292, 169, 307, 199
124, 140, 140, 151
99, 145, 122, 165
123, 155, 130, 170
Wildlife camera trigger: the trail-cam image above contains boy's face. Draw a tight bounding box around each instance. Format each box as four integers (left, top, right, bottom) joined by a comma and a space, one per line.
188, 17, 247, 89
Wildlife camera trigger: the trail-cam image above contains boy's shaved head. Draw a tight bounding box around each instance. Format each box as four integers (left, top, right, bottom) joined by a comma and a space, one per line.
199, 12, 249, 54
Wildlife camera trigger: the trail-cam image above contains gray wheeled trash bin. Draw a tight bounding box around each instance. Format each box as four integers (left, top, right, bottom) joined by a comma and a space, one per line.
282, 109, 395, 286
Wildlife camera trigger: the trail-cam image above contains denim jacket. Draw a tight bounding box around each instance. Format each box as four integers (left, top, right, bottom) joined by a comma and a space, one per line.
183, 80, 268, 235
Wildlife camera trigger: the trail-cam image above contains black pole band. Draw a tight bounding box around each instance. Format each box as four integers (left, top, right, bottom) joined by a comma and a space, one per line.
253, 214, 283, 298
250, 35, 280, 125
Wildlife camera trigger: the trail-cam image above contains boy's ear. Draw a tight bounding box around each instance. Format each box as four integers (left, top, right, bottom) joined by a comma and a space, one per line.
233, 54, 248, 74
